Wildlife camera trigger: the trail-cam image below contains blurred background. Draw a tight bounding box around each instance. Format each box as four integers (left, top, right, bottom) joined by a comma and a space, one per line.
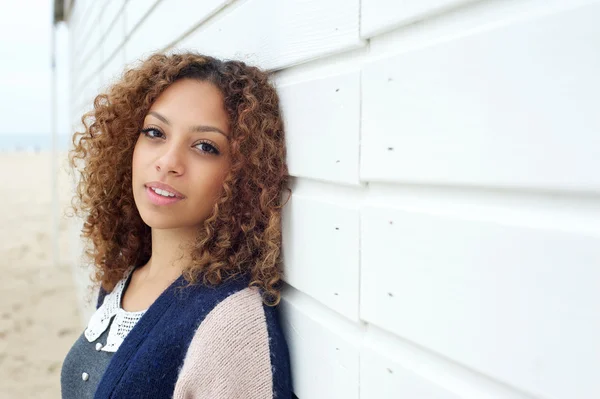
1, 0, 599, 398
0, 0, 77, 398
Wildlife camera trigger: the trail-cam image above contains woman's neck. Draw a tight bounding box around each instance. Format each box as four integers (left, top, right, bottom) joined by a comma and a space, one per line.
139, 227, 196, 282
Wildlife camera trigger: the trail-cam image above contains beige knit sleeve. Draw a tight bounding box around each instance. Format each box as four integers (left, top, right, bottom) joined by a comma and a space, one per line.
172, 287, 274, 399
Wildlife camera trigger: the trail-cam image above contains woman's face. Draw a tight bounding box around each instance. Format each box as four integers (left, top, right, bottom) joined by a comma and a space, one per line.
132, 78, 231, 231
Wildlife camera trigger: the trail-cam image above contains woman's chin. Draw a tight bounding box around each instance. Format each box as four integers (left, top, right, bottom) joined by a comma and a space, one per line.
139, 215, 182, 230
139, 213, 201, 231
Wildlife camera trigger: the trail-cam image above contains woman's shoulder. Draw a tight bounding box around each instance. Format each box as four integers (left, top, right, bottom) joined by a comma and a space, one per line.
199, 285, 267, 330
181, 282, 274, 340
173, 285, 292, 398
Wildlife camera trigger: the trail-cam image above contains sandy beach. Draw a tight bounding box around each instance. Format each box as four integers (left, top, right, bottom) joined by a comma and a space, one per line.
0, 151, 84, 398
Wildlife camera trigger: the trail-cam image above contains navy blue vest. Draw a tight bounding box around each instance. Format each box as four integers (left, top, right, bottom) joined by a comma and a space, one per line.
93, 272, 292, 398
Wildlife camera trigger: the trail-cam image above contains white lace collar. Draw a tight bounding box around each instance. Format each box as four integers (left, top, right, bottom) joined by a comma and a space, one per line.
84, 267, 147, 352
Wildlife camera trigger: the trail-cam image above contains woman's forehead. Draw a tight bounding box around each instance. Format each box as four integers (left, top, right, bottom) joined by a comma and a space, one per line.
147, 79, 229, 134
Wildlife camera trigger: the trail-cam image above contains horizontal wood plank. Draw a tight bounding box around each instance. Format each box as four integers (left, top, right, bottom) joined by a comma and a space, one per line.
277, 72, 361, 185
177, 0, 364, 70
361, 3, 600, 191
282, 193, 360, 321
360, 205, 600, 398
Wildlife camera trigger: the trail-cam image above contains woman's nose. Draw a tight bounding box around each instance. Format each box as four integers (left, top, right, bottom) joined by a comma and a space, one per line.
155, 145, 185, 175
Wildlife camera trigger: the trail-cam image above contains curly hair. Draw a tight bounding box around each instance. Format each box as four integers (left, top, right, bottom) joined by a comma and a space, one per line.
69, 52, 290, 306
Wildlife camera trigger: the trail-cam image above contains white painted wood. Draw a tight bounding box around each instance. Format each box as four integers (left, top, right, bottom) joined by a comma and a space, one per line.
361, 0, 478, 38
73, 7, 104, 93
360, 205, 600, 399
74, 25, 100, 78
75, 47, 102, 102
361, 347, 462, 399
282, 192, 360, 321
124, 0, 229, 66
277, 72, 361, 185
73, 0, 103, 70
73, 73, 102, 122
177, 0, 364, 70
71, 53, 94, 108
124, 0, 161, 37
362, 326, 533, 399
101, 48, 126, 91
280, 286, 362, 399
100, 0, 126, 55
67, 0, 85, 34
367, 0, 596, 58
102, 12, 126, 69
70, 0, 94, 38
361, 3, 600, 191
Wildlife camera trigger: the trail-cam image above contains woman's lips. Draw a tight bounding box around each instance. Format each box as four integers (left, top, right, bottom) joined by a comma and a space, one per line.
145, 181, 185, 198
145, 186, 184, 206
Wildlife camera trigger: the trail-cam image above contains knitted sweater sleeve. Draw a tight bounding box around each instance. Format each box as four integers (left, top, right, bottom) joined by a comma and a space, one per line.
172, 287, 274, 399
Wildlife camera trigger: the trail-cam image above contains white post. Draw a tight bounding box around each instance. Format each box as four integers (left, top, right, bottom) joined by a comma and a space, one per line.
51, 21, 60, 267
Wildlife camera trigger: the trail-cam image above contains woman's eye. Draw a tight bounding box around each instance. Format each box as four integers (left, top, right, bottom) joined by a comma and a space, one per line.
140, 129, 219, 155
141, 128, 164, 139
195, 142, 220, 155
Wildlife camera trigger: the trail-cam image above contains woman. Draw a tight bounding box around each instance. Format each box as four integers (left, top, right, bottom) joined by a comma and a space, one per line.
61, 52, 293, 398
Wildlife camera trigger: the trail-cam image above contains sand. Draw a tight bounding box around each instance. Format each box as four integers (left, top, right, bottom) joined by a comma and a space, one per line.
0, 151, 84, 398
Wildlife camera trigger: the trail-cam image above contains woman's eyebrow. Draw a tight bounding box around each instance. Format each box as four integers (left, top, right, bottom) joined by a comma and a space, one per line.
147, 111, 229, 139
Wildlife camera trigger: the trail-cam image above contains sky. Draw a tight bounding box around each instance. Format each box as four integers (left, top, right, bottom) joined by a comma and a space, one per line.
0, 0, 68, 135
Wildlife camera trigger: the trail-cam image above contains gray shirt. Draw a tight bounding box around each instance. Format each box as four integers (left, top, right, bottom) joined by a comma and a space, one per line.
61, 270, 136, 398
60, 317, 116, 398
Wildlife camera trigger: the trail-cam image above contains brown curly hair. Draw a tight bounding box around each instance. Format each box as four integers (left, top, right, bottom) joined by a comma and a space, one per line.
69, 51, 290, 306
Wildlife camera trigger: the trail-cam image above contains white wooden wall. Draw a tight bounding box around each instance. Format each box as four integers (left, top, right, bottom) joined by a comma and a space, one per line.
66, 0, 600, 398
